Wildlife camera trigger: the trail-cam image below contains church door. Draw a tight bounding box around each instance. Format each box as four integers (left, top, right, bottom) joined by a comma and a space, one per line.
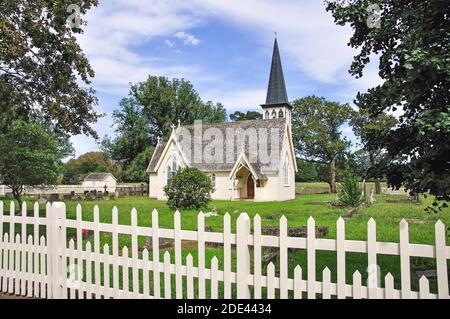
247, 175, 255, 199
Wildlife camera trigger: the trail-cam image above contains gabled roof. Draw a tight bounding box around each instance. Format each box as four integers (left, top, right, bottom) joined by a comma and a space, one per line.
261, 38, 292, 109
147, 118, 288, 175
84, 173, 116, 181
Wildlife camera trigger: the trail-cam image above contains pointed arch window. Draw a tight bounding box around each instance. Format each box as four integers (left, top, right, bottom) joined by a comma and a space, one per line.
271, 110, 277, 119
167, 154, 178, 184
278, 110, 284, 118
265, 111, 270, 119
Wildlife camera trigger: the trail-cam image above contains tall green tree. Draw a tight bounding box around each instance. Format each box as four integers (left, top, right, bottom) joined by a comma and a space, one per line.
0, 0, 100, 137
350, 109, 397, 193
326, 0, 450, 204
0, 121, 72, 207
229, 111, 263, 122
292, 96, 352, 193
101, 75, 227, 181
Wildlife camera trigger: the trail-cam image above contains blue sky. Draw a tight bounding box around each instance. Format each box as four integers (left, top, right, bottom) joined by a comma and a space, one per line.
72, 0, 382, 157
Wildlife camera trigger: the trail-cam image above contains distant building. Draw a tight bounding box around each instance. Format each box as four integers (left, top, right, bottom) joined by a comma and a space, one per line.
82, 173, 117, 192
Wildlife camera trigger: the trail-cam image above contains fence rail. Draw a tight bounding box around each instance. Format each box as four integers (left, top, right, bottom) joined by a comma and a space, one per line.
0, 201, 448, 299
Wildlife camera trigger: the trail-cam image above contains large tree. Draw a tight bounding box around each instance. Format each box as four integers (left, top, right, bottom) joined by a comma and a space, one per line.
0, 121, 72, 207
0, 0, 100, 137
350, 109, 397, 193
292, 96, 353, 193
326, 0, 450, 204
101, 75, 227, 181
62, 151, 115, 184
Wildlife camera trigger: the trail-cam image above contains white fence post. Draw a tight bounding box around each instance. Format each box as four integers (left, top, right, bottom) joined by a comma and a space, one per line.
236, 213, 251, 299
50, 202, 65, 299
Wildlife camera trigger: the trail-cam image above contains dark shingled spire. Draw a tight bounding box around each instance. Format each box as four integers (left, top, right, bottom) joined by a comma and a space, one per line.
262, 38, 290, 108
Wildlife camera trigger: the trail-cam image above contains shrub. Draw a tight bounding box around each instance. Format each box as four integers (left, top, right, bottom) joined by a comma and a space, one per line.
338, 169, 364, 207
163, 167, 214, 210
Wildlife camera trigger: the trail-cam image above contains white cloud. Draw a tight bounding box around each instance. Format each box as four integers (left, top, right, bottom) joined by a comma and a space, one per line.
165, 39, 175, 47
203, 88, 266, 113
174, 31, 201, 46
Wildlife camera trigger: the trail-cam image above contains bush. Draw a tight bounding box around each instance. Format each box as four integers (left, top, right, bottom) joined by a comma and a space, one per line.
163, 167, 214, 210
338, 169, 364, 207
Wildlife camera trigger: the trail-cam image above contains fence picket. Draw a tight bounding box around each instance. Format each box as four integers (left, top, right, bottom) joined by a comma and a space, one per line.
14, 234, 20, 295
307, 217, 316, 299
26, 235, 33, 297
435, 220, 449, 299
419, 276, 430, 299
253, 214, 262, 299
122, 246, 129, 299
399, 219, 411, 298
267, 262, 275, 299
336, 217, 346, 299
294, 265, 302, 299
85, 242, 92, 299
0, 201, 3, 292
130, 208, 139, 299
75, 204, 83, 299
45, 202, 52, 299
33, 202, 39, 297
8, 202, 15, 294
39, 236, 46, 298
68, 239, 75, 299
236, 213, 250, 299
164, 251, 171, 299
367, 218, 378, 299
2, 233, 9, 293
151, 209, 160, 299
103, 244, 110, 299
353, 270, 361, 299
279, 215, 288, 299
20, 203, 26, 296
93, 206, 100, 298
211, 256, 218, 299
322, 267, 331, 299
186, 254, 194, 299
223, 213, 232, 299
384, 273, 394, 299
111, 206, 119, 298
174, 211, 182, 299
197, 212, 206, 299
142, 249, 150, 299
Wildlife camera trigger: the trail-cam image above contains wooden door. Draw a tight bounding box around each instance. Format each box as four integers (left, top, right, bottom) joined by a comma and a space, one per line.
247, 175, 255, 199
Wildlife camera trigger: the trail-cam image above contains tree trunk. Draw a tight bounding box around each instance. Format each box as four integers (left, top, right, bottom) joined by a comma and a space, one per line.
330, 158, 337, 193
369, 151, 382, 194
12, 187, 23, 214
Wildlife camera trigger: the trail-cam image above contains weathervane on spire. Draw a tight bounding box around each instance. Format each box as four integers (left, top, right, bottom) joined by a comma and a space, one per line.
274, 31, 277, 38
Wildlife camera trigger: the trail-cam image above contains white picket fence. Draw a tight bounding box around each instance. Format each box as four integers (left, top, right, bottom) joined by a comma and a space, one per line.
0, 201, 448, 299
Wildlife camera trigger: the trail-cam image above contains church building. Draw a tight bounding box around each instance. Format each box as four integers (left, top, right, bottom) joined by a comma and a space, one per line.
147, 38, 297, 202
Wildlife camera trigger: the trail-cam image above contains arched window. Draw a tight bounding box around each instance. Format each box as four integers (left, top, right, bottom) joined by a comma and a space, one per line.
265, 111, 269, 119
278, 110, 284, 118
167, 154, 178, 184
211, 174, 216, 187
271, 110, 277, 119
172, 154, 177, 171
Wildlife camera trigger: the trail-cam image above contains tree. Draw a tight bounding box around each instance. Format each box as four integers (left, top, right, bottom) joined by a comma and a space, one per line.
338, 169, 364, 207
0, 121, 72, 207
0, 1, 100, 137
101, 75, 227, 180
350, 109, 397, 193
163, 167, 214, 210
124, 146, 155, 183
292, 96, 352, 193
229, 111, 263, 122
62, 152, 111, 184
295, 159, 319, 182
326, 0, 450, 205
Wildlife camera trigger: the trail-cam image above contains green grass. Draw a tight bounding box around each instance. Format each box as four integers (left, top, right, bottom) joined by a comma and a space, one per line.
295, 181, 388, 194
1, 194, 448, 298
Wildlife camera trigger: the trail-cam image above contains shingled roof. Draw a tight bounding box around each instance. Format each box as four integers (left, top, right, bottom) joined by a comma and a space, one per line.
84, 173, 116, 181
147, 118, 287, 178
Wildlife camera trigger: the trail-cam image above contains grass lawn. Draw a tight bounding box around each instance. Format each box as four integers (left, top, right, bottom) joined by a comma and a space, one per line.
295, 181, 388, 194
1, 193, 448, 298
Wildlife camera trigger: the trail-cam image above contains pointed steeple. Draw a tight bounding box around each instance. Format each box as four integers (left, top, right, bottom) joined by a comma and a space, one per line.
263, 38, 290, 107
